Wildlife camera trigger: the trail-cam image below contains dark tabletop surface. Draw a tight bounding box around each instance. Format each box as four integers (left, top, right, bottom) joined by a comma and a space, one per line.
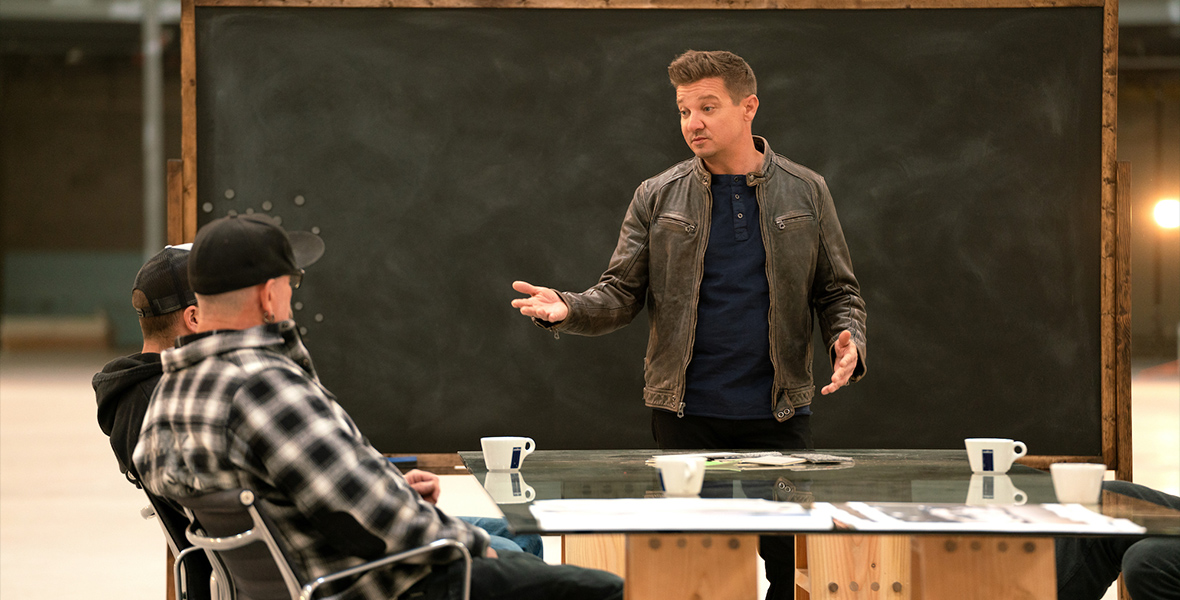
458, 449, 1180, 536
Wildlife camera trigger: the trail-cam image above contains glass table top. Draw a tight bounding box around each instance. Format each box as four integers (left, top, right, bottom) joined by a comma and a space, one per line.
458, 449, 1180, 536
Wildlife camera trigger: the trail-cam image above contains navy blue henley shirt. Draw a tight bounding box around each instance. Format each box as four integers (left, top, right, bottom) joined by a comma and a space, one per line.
682, 174, 810, 419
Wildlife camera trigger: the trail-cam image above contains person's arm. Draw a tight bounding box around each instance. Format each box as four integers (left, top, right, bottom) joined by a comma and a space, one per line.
229, 368, 491, 562
511, 183, 653, 336
810, 178, 867, 391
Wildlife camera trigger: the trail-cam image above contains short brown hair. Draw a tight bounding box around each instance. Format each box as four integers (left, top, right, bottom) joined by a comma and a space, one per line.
133, 288, 186, 342
668, 50, 757, 103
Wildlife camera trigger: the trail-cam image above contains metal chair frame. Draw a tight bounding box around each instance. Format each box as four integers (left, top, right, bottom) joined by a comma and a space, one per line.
140, 492, 232, 600
172, 489, 472, 600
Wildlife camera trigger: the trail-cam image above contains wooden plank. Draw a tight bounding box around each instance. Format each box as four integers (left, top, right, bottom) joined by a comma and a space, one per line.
625, 534, 757, 600
912, 536, 1056, 599
564, 534, 627, 578
796, 534, 812, 600
384, 452, 466, 474
1115, 160, 1133, 482
910, 536, 1055, 600
0, 315, 112, 350
194, 0, 1105, 8
167, 159, 184, 245
806, 534, 910, 599
1017, 455, 1106, 470
1098, 0, 1122, 477
181, 0, 198, 243
166, 546, 176, 600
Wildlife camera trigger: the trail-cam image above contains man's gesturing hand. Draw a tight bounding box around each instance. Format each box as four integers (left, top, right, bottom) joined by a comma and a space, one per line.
821, 330, 859, 395
510, 281, 569, 323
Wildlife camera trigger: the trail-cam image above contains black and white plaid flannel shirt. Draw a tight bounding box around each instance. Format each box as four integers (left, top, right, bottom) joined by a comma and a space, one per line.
133, 320, 489, 599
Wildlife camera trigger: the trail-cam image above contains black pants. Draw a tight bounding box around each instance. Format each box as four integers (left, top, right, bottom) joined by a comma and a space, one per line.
651, 409, 813, 600
400, 550, 624, 600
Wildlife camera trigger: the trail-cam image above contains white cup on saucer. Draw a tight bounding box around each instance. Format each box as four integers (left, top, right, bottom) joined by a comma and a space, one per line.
653, 455, 706, 497
964, 438, 1027, 474
481, 436, 535, 471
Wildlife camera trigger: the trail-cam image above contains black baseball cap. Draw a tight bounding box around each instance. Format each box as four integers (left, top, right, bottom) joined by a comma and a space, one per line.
133, 245, 198, 317
189, 214, 325, 295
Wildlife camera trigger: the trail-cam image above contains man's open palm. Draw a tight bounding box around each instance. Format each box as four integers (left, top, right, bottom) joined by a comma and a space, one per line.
511, 281, 569, 323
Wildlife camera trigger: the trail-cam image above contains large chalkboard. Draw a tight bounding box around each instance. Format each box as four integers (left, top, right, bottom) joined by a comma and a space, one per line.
190, 4, 1108, 456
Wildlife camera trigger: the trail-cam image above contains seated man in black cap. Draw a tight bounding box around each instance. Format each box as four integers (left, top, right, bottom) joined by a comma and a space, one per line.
133, 214, 622, 600
92, 244, 214, 599
95, 244, 200, 488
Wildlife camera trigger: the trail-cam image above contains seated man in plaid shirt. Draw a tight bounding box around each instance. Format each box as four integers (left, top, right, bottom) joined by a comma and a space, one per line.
133, 214, 622, 600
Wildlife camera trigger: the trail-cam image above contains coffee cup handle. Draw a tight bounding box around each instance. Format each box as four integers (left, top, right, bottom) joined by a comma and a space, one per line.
1013, 441, 1027, 458
1013, 488, 1027, 505
522, 438, 535, 459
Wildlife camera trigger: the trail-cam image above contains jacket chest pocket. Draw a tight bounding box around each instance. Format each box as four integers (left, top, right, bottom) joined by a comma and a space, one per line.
654, 213, 697, 234
773, 211, 815, 233
649, 212, 700, 283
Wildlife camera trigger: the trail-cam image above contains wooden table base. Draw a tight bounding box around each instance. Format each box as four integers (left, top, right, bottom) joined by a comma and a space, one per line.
566, 533, 1057, 600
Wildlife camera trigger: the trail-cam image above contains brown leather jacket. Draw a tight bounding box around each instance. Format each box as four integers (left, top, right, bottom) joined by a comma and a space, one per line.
545, 136, 867, 421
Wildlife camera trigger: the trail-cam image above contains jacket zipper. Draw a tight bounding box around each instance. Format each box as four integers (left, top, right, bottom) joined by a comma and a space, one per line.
678, 175, 711, 418
763, 191, 784, 417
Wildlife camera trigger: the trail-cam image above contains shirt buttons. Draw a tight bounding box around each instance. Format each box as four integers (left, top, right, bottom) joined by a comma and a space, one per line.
734, 194, 740, 199
737, 213, 744, 219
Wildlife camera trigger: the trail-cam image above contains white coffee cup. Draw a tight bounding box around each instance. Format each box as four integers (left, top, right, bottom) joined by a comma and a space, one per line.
480, 436, 535, 471
966, 474, 1027, 505
964, 438, 1027, 474
483, 471, 535, 504
1050, 463, 1106, 504
653, 455, 706, 497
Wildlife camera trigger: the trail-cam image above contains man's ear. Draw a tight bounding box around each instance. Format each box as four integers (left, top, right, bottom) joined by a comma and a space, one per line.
182, 304, 199, 333
259, 279, 281, 319
743, 94, 759, 123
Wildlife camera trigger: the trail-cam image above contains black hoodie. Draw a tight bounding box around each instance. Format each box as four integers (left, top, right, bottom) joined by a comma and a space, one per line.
92, 352, 163, 484
93, 352, 215, 599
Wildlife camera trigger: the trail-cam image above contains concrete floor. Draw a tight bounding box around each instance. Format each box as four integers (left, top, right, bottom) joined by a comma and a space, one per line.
1, 349, 1175, 600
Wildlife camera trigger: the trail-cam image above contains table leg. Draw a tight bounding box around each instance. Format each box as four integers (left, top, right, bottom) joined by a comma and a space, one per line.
796, 534, 811, 599
805, 534, 1056, 599
807, 534, 910, 599
564, 534, 627, 578
625, 534, 758, 600
565, 533, 758, 600
565, 532, 1056, 600
910, 536, 1055, 600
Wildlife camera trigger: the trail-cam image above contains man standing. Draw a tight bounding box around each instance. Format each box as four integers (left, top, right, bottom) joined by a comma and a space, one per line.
511, 50, 866, 599
134, 214, 621, 600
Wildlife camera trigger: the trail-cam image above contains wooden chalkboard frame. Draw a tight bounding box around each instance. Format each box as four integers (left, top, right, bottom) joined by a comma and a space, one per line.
170, 0, 1130, 478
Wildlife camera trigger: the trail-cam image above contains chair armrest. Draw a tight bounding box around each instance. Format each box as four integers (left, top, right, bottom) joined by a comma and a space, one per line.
300, 539, 472, 600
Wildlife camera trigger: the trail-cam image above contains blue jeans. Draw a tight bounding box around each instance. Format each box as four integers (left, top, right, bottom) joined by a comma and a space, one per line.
1055, 480, 1180, 600
459, 516, 544, 558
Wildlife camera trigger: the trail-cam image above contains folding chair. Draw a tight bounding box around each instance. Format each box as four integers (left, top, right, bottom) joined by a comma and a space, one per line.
140, 489, 228, 600
171, 488, 472, 600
